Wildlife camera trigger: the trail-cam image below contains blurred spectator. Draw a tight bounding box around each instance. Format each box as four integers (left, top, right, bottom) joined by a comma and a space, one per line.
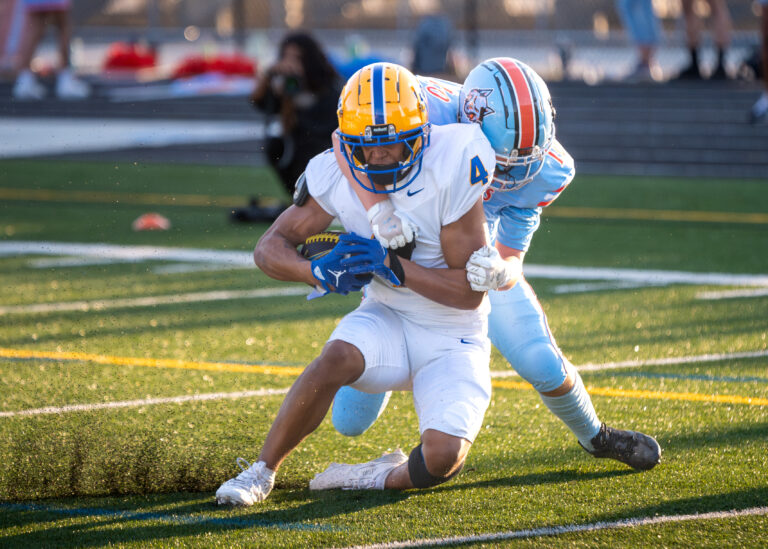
750, 0, 768, 123
675, 0, 732, 80
250, 31, 342, 199
0, 0, 26, 77
615, 0, 661, 83
411, 5, 455, 79
11, 0, 90, 100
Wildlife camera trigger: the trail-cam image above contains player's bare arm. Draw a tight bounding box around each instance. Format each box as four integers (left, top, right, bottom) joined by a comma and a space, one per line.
253, 197, 334, 286
494, 242, 525, 290
394, 198, 489, 310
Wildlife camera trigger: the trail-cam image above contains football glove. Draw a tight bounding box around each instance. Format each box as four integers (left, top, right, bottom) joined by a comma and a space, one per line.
466, 245, 518, 292
366, 200, 418, 250
310, 247, 373, 299
336, 232, 401, 286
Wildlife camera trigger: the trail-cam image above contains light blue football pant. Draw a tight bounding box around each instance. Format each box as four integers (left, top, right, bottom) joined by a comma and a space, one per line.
332, 278, 571, 436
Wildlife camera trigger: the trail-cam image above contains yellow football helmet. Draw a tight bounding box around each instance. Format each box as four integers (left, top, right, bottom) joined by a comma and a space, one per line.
337, 62, 430, 193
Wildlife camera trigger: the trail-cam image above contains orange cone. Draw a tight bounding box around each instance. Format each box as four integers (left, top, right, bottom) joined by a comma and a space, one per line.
132, 213, 171, 231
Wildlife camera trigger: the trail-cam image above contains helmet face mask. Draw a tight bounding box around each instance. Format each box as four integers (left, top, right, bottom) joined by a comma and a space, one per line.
337, 63, 431, 194
460, 57, 556, 192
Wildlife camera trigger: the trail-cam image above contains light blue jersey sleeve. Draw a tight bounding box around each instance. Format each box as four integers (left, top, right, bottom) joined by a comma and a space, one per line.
483, 140, 575, 252
483, 203, 541, 252
417, 75, 461, 126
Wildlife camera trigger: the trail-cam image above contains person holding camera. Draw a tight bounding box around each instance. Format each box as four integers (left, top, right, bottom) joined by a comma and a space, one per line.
251, 31, 343, 199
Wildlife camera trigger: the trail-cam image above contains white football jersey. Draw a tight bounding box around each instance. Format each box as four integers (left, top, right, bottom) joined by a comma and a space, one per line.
305, 123, 495, 336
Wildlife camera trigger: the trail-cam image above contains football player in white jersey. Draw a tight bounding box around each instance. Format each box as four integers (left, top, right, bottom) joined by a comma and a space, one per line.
332, 58, 661, 472
215, 62, 497, 506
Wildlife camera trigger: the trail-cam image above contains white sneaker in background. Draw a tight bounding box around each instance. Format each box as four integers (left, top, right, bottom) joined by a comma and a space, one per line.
623, 63, 656, 84
215, 458, 275, 506
56, 68, 90, 100
13, 70, 46, 100
309, 449, 408, 491
750, 92, 768, 124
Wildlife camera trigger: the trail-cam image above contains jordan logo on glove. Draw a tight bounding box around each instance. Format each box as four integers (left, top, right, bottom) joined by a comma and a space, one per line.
328, 269, 346, 286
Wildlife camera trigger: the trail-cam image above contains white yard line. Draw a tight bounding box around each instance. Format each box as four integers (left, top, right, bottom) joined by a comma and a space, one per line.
696, 288, 768, 300
490, 349, 768, 377
151, 263, 249, 274
0, 117, 262, 159
551, 281, 668, 294
0, 387, 289, 417
0, 241, 253, 266
0, 287, 309, 315
4, 349, 767, 416
342, 506, 768, 549
522, 264, 768, 287
3, 241, 768, 287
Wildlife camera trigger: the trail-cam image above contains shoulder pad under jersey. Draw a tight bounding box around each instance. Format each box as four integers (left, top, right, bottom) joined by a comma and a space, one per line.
292, 172, 309, 206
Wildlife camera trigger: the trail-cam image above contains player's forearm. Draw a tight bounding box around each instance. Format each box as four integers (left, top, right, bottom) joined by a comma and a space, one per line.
496, 255, 523, 291
400, 260, 485, 310
254, 233, 316, 287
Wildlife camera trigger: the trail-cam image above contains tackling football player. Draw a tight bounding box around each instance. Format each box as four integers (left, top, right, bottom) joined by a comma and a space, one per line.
332, 58, 661, 472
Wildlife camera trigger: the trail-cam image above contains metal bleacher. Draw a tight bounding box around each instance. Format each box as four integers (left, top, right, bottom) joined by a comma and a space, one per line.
549, 80, 768, 180
2, 77, 766, 179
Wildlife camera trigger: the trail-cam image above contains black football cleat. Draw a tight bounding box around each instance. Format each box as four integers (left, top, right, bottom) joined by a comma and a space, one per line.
581, 423, 661, 471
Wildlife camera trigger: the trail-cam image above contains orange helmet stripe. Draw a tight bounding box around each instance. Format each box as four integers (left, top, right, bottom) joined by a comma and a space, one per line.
497, 58, 536, 151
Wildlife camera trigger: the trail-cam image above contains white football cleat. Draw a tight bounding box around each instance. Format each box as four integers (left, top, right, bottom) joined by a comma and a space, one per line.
309, 449, 408, 491
13, 70, 46, 100
56, 69, 91, 100
215, 458, 275, 506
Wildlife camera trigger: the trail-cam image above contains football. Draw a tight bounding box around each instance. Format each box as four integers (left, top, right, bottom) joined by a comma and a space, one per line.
298, 230, 346, 260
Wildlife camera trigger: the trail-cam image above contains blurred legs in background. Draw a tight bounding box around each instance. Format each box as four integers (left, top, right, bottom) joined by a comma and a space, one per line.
676, 0, 732, 80
12, 0, 90, 100
750, 0, 768, 123
615, 0, 661, 83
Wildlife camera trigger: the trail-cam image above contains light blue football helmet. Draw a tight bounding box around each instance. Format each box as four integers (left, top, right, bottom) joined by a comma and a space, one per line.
459, 57, 556, 192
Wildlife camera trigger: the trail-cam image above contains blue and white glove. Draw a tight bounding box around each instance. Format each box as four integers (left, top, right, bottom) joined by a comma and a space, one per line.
336, 232, 402, 286
309, 247, 373, 300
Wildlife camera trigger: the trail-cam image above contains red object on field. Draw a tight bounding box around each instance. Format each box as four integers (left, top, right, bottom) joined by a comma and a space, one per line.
103, 42, 157, 71
132, 213, 171, 231
171, 53, 256, 79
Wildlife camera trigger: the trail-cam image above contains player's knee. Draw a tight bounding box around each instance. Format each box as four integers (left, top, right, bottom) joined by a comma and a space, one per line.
510, 342, 567, 394
408, 432, 468, 488
310, 340, 364, 387
332, 387, 390, 437
408, 443, 465, 488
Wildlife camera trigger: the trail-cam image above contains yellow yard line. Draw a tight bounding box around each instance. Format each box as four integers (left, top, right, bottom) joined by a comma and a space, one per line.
492, 379, 768, 406
3, 186, 767, 225
583, 385, 768, 406
545, 206, 768, 225
0, 187, 249, 207
3, 347, 766, 407
0, 348, 304, 376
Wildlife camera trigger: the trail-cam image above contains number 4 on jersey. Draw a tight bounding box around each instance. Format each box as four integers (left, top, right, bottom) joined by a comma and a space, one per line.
469, 155, 489, 186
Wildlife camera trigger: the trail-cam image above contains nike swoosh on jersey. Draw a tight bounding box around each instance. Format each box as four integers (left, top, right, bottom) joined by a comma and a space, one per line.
406, 188, 424, 197
460, 338, 473, 344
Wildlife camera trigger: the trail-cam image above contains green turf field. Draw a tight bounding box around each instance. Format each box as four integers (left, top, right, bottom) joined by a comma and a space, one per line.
1, 159, 767, 548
